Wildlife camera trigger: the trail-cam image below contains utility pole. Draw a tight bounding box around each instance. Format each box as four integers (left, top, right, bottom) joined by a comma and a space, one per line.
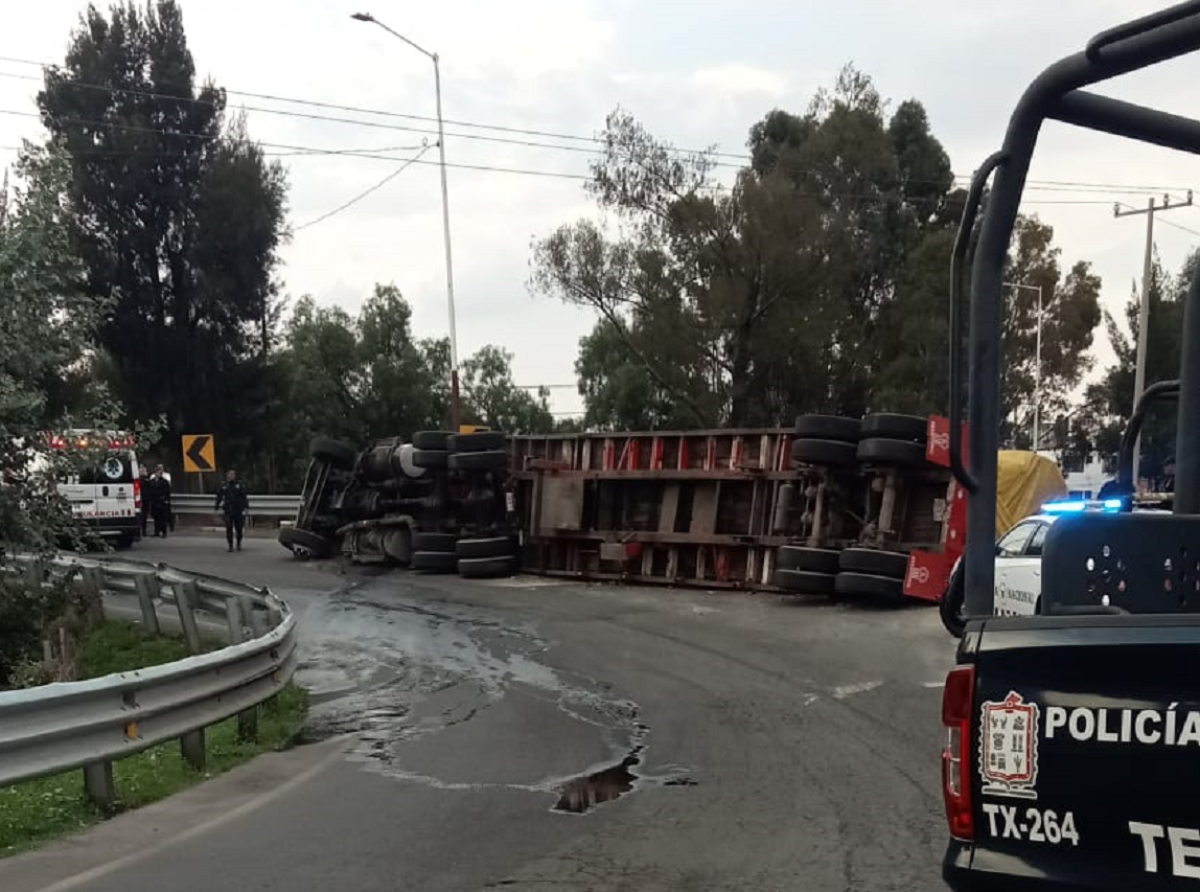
1115, 190, 1194, 487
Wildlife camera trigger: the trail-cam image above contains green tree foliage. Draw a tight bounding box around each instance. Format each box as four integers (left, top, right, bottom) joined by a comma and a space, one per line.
533, 65, 1103, 432
999, 216, 1102, 447
269, 286, 550, 488
1080, 251, 1188, 477
873, 228, 956, 415
459, 346, 554, 433
0, 143, 161, 557
574, 318, 698, 430
37, 0, 287, 478
359, 285, 446, 438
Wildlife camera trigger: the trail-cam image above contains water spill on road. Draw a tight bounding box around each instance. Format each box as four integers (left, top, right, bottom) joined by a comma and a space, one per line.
293, 575, 690, 812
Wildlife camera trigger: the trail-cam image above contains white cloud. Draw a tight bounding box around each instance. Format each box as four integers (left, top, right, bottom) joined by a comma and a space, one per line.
690, 64, 788, 97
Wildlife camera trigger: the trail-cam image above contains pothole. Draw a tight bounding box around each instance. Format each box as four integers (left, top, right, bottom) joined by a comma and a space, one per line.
554, 746, 643, 814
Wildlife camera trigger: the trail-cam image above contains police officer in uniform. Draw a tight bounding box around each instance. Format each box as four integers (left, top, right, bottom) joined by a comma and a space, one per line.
138, 465, 151, 537
147, 465, 172, 538
214, 469, 249, 552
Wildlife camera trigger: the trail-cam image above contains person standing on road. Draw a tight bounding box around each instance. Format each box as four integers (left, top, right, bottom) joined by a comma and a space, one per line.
214, 469, 249, 552
147, 464, 172, 538
138, 465, 151, 537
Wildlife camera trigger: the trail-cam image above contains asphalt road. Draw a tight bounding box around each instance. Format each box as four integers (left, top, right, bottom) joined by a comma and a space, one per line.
2, 534, 957, 892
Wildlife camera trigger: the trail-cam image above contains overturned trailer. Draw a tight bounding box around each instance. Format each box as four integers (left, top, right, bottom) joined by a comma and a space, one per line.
281, 414, 964, 601
509, 414, 959, 600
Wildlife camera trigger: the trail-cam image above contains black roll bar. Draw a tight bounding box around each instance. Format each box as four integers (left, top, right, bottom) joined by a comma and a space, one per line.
948, 152, 1006, 495
1117, 379, 1179, 493
952, 1, 1200, 619
1176, 262, 1200, 514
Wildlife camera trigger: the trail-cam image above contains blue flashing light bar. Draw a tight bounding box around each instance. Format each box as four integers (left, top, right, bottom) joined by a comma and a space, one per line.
1043, 500, 1087, 513
1041, 498, 1125, 514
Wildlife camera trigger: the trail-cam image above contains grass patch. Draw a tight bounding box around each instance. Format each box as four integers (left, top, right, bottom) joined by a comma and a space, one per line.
0, 621, 307, 858
77, 620, 200, 677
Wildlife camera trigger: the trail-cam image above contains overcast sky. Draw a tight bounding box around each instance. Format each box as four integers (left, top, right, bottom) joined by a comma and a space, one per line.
3, 0, 1200, 419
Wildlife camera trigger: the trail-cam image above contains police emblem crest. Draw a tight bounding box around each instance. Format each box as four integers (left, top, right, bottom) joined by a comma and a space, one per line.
979, 691, 1040, 799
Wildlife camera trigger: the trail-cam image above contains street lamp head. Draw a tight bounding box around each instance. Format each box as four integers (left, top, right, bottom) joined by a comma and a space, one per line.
350, 12, 375, 22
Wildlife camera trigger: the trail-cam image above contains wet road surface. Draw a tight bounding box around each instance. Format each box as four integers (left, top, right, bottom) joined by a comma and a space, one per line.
2, 535, 957, 891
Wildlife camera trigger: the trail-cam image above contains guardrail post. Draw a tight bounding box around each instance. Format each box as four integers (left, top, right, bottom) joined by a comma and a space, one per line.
180, 729, 206, 772
133, 574, 161, 635
174, 581, 203, 654
224, 599, 259, 742
245, 595, 268, 638
225, 595, 245, 643
23, 558, 42, 590
81, 565, 105, 598
83, 760, 115, 812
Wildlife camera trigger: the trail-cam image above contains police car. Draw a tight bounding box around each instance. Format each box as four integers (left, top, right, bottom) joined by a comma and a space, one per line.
940, 497, 1133, 635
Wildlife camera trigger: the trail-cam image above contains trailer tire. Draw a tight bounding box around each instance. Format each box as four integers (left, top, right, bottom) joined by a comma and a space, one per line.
860, 413, 927, 443
412, 448, 449, 469
412, 531, 458, 552
413, 430, 453, 450
458, 555, 517, 579
448, 431, 507, 452
309, 436, 358, 469
279, 526, 333, 560
776, 546, 840, 574
940, 563, 966, 638
839, 547, 910, 578
855, 437, 928, 467
835, 571, 905, 600
456, 536, 516, 560
791, 438, 858, 467
448, 450, 508, 472
793, 415, 861, 443
773, 569, 836, 594
412, 550, 457, 573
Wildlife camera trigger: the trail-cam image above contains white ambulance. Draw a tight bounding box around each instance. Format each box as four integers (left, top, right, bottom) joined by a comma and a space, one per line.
32, 430, 144, 549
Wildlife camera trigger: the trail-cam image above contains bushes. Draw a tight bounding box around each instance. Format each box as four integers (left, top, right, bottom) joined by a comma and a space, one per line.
0, 574, 103, 690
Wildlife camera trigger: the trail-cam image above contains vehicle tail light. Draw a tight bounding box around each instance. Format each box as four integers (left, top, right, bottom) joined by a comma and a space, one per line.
942, 665, 975, 841
133, 478, 142, 510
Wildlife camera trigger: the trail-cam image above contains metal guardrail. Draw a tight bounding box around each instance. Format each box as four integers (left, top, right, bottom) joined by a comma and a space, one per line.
172, 493, 301, 517
171, 493, 301, 515
0, 553, 298, 806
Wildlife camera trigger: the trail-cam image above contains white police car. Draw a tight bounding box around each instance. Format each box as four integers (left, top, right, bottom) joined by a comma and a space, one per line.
940, 497, 1128, 636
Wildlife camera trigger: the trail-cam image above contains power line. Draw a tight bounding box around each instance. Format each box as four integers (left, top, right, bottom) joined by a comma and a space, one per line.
1158, 216, 1200, 237
0, 110, 591, 181
0, 118, 1169, 204
0, 140, 428, 157
2, 60, 1199, 197
293, 143, 433, 231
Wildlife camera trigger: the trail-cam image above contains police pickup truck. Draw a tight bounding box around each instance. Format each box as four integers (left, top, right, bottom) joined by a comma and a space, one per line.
938, 5, 1200, 889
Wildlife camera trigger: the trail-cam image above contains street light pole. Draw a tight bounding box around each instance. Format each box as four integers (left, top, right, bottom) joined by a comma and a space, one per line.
352, 12, 461, 430
1034, 284, 1044, 452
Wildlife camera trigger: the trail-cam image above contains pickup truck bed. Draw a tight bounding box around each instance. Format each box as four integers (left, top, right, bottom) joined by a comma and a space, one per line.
944, 614, 1200, 891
